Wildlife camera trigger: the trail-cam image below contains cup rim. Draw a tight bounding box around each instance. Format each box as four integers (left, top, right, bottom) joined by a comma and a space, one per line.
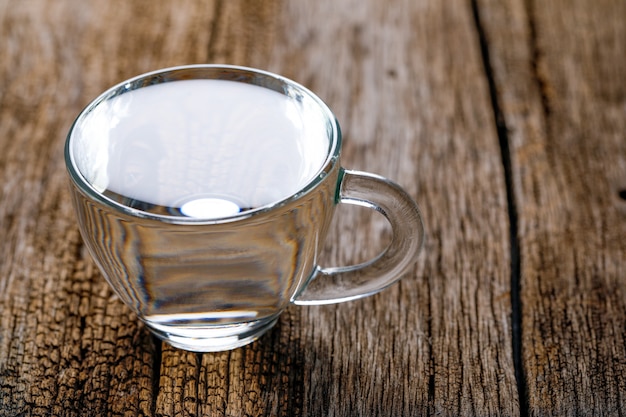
64, 64, 342, 224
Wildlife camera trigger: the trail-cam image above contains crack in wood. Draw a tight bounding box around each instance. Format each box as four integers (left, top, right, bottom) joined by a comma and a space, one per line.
470, 1, 528, 416
207, 0, 224, 61
524, 0, 553, 121
151, 336, 162, 417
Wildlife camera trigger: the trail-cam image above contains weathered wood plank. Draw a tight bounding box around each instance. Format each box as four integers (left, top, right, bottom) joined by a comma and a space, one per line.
228, 0, 517, 415
0, 0, 520, 416
476, 0, 626, 414
0, 1, 215, 415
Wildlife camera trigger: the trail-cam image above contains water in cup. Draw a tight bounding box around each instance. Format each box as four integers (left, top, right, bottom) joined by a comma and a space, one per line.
71, 79, 331, 218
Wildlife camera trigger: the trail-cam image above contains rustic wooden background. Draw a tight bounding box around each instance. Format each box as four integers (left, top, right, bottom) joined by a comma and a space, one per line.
0, 0, 624, 416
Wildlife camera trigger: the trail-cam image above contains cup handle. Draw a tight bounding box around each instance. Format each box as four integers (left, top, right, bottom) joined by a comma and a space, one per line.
294, 169, 425, 305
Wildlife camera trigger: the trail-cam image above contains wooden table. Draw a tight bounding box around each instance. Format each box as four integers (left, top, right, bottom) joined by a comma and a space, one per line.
0, 1, 624, 415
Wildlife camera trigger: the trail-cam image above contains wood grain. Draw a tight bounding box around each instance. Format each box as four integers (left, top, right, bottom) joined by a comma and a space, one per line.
476, 0, 626, 414
263, 1, 517, 415
0, 1, 205, 415
0, 0, 621, 415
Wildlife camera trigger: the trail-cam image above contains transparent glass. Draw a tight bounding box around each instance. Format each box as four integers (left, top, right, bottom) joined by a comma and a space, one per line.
65, 65, 425, 352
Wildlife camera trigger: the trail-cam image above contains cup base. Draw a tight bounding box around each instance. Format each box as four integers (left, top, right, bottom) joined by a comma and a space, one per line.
146, 315, 280, 352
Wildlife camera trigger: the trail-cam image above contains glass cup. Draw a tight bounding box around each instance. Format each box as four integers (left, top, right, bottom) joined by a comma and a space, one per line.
65, 65, 425, 352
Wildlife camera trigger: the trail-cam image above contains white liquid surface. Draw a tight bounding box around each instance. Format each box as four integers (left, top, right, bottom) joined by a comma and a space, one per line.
71, 79, 331, 218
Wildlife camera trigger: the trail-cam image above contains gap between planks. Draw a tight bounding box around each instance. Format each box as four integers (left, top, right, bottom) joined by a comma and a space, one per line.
470, 1, 529, 416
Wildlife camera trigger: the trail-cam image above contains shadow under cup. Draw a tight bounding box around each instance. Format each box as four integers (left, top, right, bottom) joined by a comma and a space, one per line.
65, 65, 425, 352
